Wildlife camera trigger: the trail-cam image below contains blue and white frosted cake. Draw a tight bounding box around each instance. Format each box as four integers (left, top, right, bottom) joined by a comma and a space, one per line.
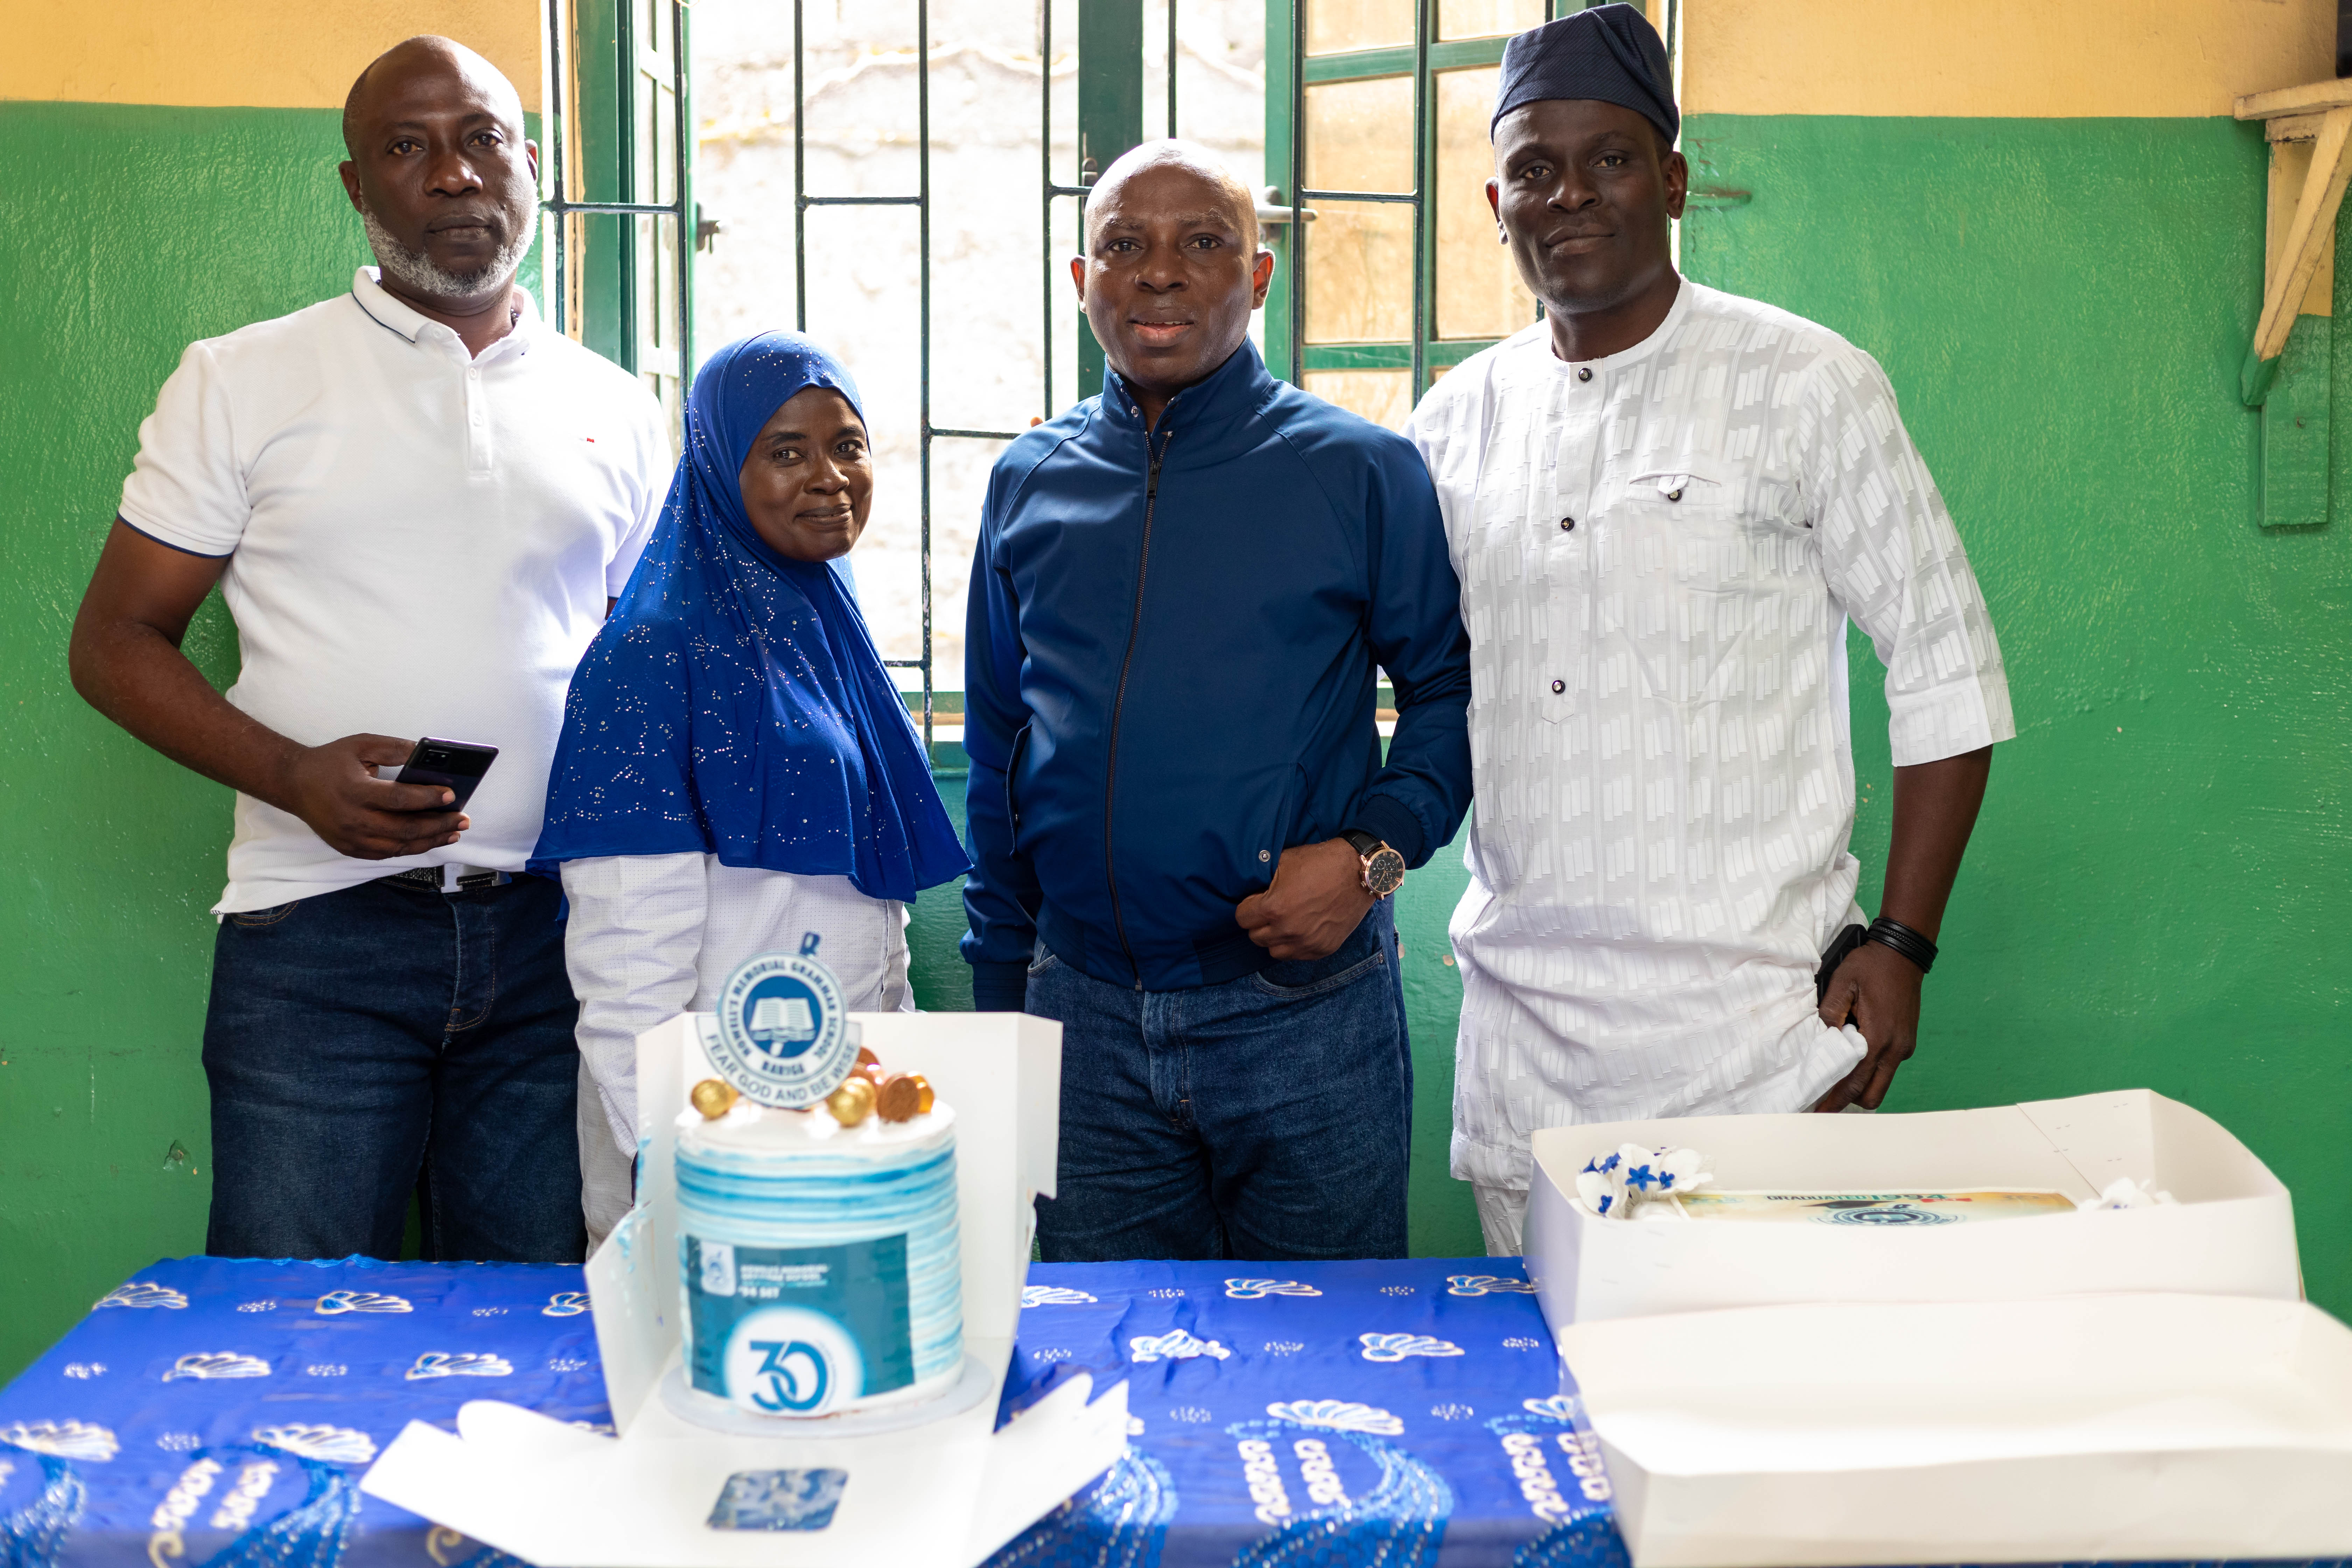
675, 1097, 963, 1419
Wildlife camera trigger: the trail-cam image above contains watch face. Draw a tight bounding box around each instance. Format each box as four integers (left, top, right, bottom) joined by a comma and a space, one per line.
1365, 847, 1407, 898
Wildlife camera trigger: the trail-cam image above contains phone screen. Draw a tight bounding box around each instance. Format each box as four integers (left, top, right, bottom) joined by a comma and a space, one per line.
395, 738, 499, 811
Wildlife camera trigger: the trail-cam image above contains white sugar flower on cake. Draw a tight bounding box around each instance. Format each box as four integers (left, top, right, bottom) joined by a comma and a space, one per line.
2077, 1176, 2177, 1211
1575, 1143, 1713, 1220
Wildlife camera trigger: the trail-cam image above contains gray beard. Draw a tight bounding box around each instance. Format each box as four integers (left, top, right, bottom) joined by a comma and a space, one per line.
361, 190, 538, 301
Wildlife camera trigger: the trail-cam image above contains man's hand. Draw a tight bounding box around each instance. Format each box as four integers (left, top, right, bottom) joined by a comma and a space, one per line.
1235, 838, 1374, 961
282, 734, 468, 860
1812, 941, 1923, 1111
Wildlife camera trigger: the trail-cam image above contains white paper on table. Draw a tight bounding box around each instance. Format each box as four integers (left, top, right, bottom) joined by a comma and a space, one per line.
1561, 1293, 2352, 1568
362, 1371, 1129, 1568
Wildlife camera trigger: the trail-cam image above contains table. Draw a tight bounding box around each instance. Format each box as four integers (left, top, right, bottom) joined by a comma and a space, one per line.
0, 1254, 1608, 1568
4, 1257, 2333, 1568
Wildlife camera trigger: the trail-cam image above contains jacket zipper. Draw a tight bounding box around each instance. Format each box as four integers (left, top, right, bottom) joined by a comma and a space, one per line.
1103, 422, 1174, 988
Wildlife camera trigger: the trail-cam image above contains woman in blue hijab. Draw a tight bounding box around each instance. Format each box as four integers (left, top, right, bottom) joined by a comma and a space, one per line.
534, 332, 967, 1240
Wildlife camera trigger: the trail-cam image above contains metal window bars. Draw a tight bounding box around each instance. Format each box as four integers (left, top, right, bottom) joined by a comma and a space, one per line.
784, 0, 1180, 755
547, 0, 1191, 758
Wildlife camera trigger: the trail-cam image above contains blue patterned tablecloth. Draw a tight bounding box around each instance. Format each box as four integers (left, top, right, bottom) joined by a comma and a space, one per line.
1, 1256, 2338, 1568
0, 1255, 1604, 1568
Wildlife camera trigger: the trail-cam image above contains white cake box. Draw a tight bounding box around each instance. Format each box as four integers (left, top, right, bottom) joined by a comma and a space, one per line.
362, 1010, 1129, 1568
1559, 1293, 2352, 1566
1523, 1088, 2300, 1329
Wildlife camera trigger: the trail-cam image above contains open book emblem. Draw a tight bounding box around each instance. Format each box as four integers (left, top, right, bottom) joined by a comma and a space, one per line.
748, 996, 817, 1047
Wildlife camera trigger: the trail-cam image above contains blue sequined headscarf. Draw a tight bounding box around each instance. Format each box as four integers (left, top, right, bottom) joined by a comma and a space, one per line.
531, 331, 969, 902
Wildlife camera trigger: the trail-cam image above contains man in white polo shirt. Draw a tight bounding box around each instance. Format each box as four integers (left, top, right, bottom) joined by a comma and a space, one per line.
68, 36, 669, 1263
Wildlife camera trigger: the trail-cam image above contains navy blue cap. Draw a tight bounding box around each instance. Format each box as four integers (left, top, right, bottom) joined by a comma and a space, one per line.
1491, 4, 1678, 146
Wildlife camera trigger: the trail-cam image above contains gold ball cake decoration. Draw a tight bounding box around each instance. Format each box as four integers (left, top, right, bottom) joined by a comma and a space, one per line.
826, 1074, 877, 1127
690, 1078, 740, 1120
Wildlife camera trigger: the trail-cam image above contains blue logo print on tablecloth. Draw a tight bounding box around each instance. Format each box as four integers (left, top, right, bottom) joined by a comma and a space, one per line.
1, 1426, 105, 1568
1223, 1279, 1322, 1300
250, 1428, 376, 1466
1489, 1394, 1627, 1568
1445, 1275, 1537, 1296
404, 1353, 513, 1381
541, 1293, 590, 1318
982, 1447, 1176, 1568
1358, 1334, 1463, 1363
141, 1443, 365, 1568
0, 1425, 115, 1463
93, 1283, 186, 1311
1127, 1330, 1228, 1364
314, 1292, 411, 1316
1231, 1401, 1453, 1568
1020, 1286, 1098, 1307
164, 1354, 271, 1382
1262, 1400, 1401, 1436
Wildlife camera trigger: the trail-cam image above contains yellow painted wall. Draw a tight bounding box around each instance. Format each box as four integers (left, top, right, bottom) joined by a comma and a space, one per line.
1686, 0, 2332, 119
5, 0, 542, 111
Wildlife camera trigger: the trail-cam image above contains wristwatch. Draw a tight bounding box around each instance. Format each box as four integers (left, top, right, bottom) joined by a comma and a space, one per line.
1340, 829, 1407, 899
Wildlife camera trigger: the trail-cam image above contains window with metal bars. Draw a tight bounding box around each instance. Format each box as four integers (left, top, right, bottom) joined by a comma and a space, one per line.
1262, 0, 1674, 430
550, 1, 1660, 746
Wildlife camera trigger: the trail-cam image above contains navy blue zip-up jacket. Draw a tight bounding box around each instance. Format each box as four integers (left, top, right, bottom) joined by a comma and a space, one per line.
959, 339, 1472, 1007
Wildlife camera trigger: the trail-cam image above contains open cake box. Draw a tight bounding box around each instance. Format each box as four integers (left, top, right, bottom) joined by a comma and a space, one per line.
1524, 1089, 2349, 1566
1523, 1088, 2301, 1326
361, 1010, 1130, 1567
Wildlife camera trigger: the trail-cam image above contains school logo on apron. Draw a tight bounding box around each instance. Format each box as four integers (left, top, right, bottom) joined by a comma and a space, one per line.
709, 938, 855, 1108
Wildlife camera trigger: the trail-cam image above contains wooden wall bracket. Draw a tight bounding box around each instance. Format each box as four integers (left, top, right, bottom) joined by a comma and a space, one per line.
2234, 81, 2352, 527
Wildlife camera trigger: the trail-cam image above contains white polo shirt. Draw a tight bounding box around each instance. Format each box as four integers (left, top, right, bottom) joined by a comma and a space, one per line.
119, 268, 671, 914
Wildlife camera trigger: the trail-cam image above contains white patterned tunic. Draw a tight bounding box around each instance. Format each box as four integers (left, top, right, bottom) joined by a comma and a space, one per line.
1404, 281, 2014, 1191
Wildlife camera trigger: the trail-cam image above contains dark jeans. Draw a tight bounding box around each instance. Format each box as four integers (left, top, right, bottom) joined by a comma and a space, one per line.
1026, 902, 1410, 1262
203, 873, 585, 1263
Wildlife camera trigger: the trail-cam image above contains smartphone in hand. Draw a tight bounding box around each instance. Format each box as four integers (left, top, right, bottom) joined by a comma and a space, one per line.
391, 737, 499, 811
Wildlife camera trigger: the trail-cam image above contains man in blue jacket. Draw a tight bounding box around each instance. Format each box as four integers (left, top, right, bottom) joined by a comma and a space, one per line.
961, 141, 1473, 1261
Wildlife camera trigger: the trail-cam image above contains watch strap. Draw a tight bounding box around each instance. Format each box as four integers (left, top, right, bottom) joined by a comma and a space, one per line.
1339, 828, 1382, 858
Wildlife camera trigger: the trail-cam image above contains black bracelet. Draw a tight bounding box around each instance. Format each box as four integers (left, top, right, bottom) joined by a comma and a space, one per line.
1865, 916, 1938, 975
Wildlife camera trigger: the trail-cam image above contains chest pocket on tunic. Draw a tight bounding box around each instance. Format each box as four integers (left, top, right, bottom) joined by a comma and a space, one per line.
1601, 470, 1753, 710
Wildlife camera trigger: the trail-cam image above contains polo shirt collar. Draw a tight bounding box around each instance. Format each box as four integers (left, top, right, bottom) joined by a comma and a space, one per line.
350, 266, 541, 361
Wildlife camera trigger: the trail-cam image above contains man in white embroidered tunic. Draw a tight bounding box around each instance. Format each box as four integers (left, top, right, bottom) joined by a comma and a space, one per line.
1404, 5, 2014, 1254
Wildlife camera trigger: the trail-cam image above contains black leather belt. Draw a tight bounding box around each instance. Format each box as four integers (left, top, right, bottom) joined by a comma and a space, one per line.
383, 865, 512, 892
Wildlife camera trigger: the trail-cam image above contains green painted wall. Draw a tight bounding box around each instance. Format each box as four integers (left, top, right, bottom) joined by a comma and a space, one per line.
0, 100, 542, 1381
1680, 113, 2352, 1314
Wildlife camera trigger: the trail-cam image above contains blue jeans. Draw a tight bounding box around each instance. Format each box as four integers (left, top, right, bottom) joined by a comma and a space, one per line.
202, 874, 585, 1263
1025, 903, 1410, 1262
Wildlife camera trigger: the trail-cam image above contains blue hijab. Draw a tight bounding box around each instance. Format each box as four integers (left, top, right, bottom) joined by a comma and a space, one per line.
531, 332, 968, 902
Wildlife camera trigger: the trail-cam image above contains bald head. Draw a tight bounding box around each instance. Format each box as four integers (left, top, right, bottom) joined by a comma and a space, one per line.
1084, 140, 1260, 253
343, 36, 524, 160
338, 34, 539, 317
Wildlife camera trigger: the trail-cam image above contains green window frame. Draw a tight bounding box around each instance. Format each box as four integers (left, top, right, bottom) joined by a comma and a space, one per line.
1262, 1, 1665, 421
545, 0, 696, 436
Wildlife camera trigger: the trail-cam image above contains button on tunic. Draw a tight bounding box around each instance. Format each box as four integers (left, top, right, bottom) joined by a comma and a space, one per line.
1405, 281, 2014, 1190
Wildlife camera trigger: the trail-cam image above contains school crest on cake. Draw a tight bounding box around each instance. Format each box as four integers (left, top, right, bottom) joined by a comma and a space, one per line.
709, 944, 856, 1108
